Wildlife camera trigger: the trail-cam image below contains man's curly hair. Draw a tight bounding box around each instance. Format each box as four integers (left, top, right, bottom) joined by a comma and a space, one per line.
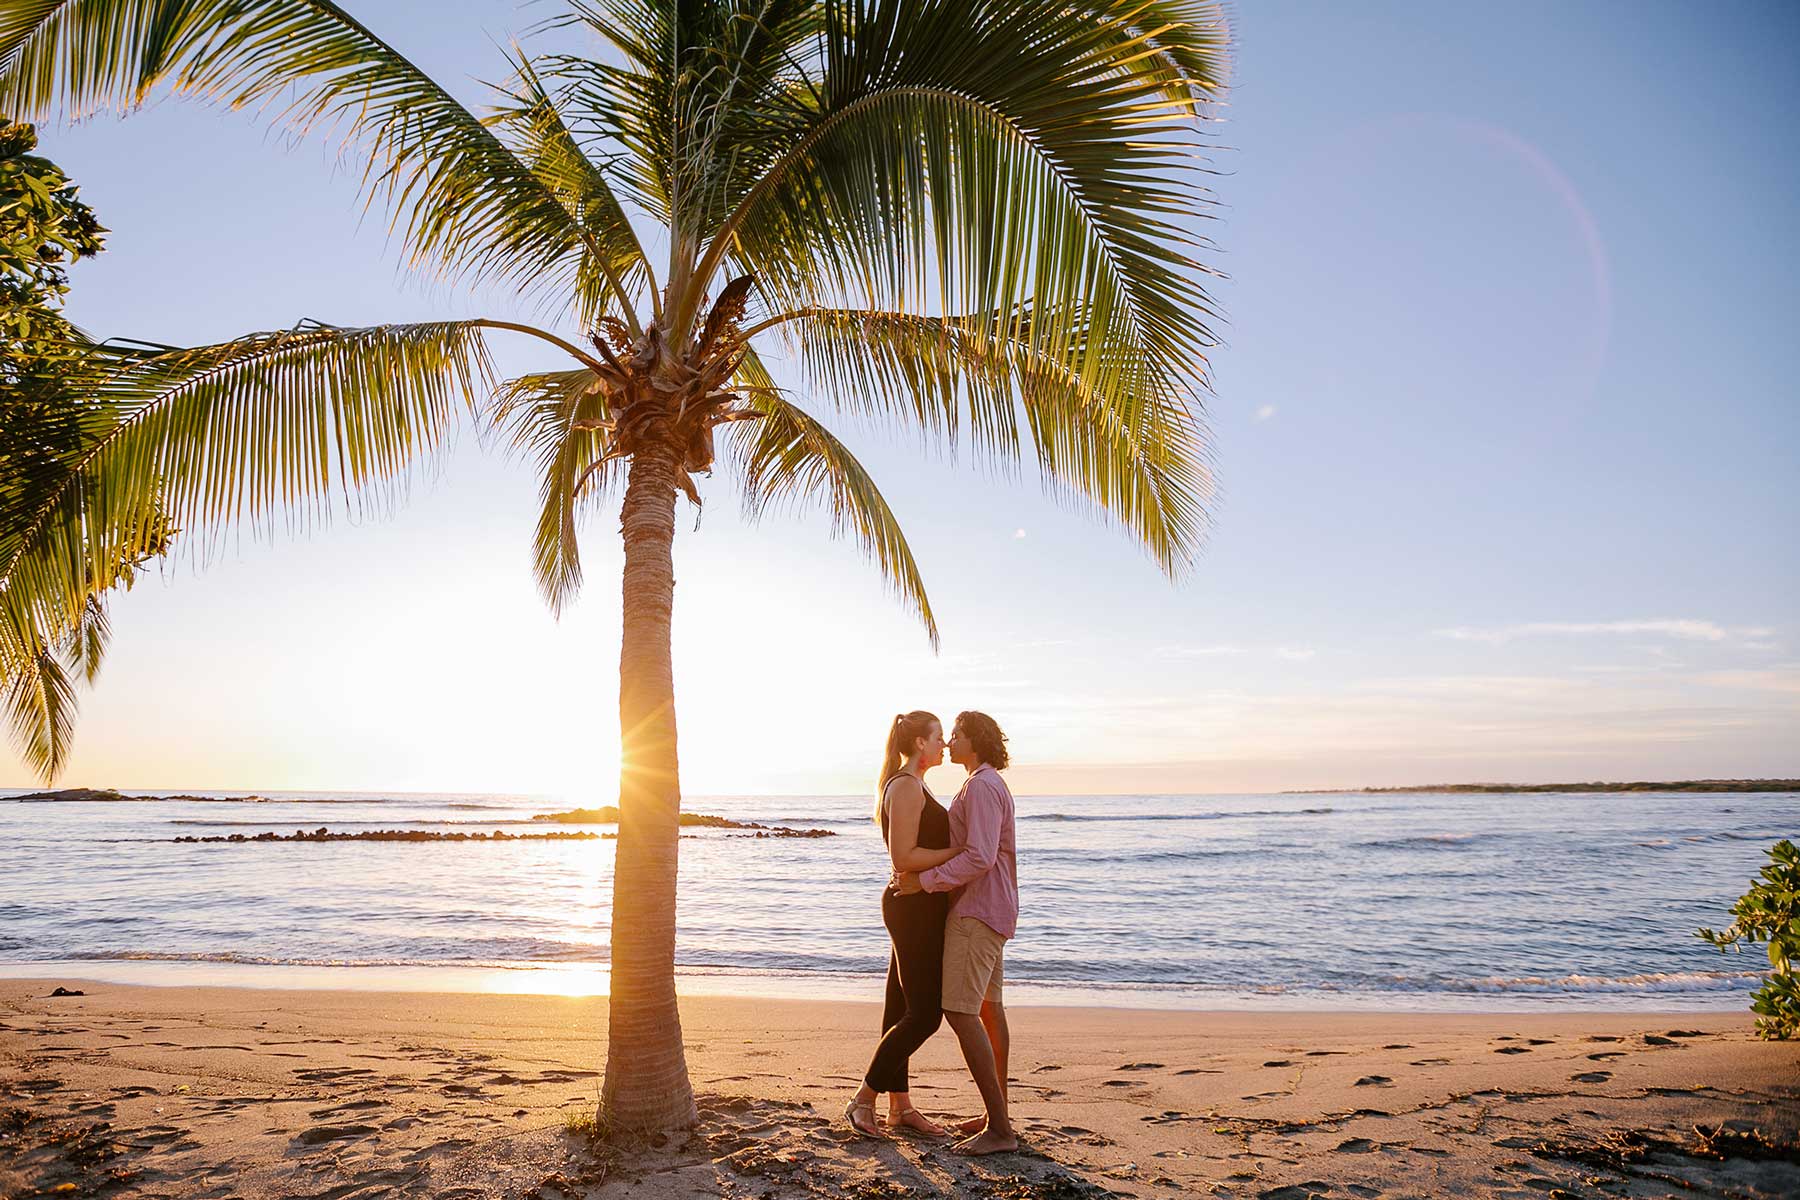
955, 710, 1010, 770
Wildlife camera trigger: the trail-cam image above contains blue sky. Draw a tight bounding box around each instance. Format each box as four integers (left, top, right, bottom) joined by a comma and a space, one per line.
5, 1, 1796, 797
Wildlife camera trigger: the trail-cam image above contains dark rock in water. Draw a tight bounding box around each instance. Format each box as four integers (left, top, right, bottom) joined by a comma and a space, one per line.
49, 986, 85, 997
533, 805, 827, 833
173, 827, 609, 844
10, 787, 131, 802
8, 787, 270, 802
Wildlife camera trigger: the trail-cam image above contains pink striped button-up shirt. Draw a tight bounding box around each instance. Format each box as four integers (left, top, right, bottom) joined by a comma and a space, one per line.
919, 765, 1018, 939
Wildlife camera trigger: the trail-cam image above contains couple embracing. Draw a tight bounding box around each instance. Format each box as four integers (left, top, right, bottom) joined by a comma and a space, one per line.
844, 709, 1019, 1156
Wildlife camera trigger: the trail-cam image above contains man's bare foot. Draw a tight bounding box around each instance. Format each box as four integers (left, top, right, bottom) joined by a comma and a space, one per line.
955, 1114, 987, 1136
951, 1128, 1017, 1156
886, 1107, 948, 1138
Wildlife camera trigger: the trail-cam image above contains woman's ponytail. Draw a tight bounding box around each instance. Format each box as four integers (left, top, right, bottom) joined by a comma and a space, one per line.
874, 710, 939, 823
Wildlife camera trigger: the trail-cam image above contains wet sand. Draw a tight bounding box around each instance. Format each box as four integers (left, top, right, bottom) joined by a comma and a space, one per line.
2, 979, 1796, 1198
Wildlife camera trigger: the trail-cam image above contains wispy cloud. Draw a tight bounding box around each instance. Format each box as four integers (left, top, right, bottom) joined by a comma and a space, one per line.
1158, 644, 1318, 662
1435, 619, 1772, 645
1694, 667, 1800, 695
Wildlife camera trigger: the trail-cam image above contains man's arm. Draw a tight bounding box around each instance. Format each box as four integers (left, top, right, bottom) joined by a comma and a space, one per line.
919, 777, 1001, 893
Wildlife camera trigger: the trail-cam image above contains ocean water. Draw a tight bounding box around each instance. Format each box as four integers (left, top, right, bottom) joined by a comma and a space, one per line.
0, 788, 1791, 1009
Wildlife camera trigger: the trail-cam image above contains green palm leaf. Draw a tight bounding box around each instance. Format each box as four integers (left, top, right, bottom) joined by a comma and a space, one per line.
487, 366, 613, 616
0, 320, 493, 778
697, 0, 1225, 380
762, 304, 1211, 576
2, 635, 76, 781
724, 347, 938, 647
0, 0, 643, 316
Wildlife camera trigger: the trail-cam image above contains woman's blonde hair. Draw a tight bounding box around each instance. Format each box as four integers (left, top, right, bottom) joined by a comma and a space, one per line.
874, 710, 939, 823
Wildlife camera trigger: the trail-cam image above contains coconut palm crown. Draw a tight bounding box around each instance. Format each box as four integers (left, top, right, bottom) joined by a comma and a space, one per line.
0, 0, 1227, 1130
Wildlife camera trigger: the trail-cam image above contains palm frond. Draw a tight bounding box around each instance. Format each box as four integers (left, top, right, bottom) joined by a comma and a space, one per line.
0, 0, 643, 314
486, 367, 613, 615
0, 321, 492, 706
2, 636, 75, 781
485, 49, 651, 329
551, 0, 824, 247
722, 353, 938, 648
770, 305, 1212, 576
704, 1, 1225, 396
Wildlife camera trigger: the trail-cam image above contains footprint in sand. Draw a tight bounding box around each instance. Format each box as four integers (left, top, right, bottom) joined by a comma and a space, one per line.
1586, 1051, 1623, 1061
1117, 1062, 1165, 1071
1175, 1067, 1221, 1075
1353, 1076, 1394, 1087
1410, 1058, 1451, 1066
1304, 1050, 1348, 1057
294, 1123, 380, 1146
1571, 1071, 1611, 1083
1665, 1029, 1707, 1038
1030, 1065, 1063, 1073
1585, 1035, 1621, 1043
1381, 1043, 1412, 1050
1101, 1080, 1135, 1088
1494, 1046, 1532, 1055
1260, 1182, 1334, 1199
1642, 1035, 1679, 1046
1333, 1137, 1377, 1153
1525, 1038, 1553, 1046
1262, 1060, 1294, 1068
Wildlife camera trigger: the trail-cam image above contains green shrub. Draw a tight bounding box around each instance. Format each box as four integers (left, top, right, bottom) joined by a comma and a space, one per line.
1698, 839, 1799, 1040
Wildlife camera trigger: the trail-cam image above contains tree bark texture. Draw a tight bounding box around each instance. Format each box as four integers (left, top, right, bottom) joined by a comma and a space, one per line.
602, 437, 698, 1131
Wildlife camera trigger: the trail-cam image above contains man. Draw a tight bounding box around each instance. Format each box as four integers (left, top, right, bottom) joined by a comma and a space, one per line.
892, 710, 1018, 1155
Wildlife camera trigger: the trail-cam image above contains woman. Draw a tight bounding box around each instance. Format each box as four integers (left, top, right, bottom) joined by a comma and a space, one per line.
843, 710, 963, 1138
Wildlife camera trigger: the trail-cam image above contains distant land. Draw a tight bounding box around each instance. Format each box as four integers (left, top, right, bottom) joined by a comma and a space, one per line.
1297, 779, 1800, 795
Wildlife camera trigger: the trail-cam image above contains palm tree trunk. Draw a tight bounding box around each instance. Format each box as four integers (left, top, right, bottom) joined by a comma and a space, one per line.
602, 438, 698, 1131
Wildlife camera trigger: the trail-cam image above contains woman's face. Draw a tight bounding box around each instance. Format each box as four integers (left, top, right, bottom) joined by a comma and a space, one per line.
914, 721, 946, 768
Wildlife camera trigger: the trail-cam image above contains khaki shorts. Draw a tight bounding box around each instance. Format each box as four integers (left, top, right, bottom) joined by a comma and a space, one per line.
941, 914, 1006, 1014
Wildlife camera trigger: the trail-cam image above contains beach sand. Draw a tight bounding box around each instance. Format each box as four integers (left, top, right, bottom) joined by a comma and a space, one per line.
2, 980, 1796, 1198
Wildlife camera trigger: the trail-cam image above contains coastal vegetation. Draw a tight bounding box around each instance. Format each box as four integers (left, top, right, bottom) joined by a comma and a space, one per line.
0, 0, 1226, 1130
0, 121, 171, 778
1698, 839, 1799, 1040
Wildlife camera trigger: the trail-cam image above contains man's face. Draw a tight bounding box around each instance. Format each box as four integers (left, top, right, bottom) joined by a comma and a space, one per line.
947, 724, 976, 767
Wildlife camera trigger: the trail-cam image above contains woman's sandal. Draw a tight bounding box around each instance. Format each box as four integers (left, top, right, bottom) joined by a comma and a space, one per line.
886, 1106, 950, 1139
843, 1097, 885, 1138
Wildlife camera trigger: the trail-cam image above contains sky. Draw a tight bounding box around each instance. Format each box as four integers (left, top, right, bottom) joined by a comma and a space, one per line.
5, 2, 1797, 799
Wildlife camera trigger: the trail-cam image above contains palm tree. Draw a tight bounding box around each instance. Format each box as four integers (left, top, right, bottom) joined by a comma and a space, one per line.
0, 0, 1226, 1131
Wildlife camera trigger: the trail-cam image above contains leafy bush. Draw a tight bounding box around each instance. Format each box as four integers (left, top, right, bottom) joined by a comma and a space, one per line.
1698, 839, 1799, 1040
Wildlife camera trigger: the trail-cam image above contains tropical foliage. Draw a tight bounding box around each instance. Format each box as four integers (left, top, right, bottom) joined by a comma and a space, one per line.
0, 117, 169, 778
0, 0, 1228, 1129
1699, 839, 1800, 1040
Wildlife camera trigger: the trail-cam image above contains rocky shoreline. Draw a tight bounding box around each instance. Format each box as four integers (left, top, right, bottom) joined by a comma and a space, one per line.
169, 825, 833, 844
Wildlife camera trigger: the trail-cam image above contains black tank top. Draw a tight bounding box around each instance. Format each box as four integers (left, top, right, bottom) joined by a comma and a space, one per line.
880, 776, 951, 852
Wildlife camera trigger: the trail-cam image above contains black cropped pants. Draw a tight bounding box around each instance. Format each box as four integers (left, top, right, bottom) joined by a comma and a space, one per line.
863, 889, 947, 1093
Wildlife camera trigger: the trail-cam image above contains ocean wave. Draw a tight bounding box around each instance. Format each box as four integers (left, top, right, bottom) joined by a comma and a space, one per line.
1047, 846, 1263, 866
56, 949, 604, 969
1419, 970, 1764, 994
1026, 807, 1332, 823
166, 818, 541, 828
1358, 833, 1487, 849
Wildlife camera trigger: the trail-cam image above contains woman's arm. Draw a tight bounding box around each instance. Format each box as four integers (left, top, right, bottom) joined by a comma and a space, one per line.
895, 844, 963, 871
884, 779, 961, 873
